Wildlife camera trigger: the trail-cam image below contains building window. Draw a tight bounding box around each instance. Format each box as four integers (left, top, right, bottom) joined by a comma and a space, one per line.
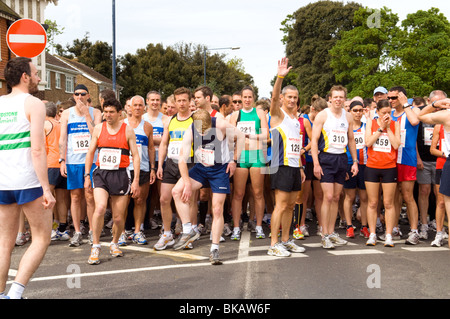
45, 71, 51, 89
55, 73, 61, 89
65, 76, 74, 93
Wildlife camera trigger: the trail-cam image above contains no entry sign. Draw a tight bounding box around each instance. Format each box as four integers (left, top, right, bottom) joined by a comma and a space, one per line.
6, 19, 47, 58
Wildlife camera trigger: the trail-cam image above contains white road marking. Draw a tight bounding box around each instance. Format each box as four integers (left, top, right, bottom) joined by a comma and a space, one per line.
101, 242, 208, 260
401, 247, 449, 252
327, 249, 385, 256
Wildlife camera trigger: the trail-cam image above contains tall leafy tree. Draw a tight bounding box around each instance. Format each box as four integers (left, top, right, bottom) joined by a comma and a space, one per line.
282, 0, 362, 102
329, 7, 401, 97
330, 7, 450, 98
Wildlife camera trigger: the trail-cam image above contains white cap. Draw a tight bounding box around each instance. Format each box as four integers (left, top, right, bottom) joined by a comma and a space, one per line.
373, 86, 388, 95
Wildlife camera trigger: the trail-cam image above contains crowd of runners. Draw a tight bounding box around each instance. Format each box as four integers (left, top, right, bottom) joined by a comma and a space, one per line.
2, 56, 450, 298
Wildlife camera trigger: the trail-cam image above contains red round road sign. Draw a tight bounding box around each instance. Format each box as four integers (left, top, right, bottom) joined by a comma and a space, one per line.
6, 19, 47, 58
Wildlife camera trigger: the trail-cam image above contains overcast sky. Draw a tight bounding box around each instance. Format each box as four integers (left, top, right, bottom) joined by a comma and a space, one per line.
45, 0, 450, 98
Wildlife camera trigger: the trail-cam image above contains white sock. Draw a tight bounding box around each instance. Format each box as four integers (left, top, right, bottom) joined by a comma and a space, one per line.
92, 244, 101, 248
163, 231, 172, 236
182, 223, 192, 234
233, 227, 240, 233
255, 226, 263, 232
7, 282, 25, 299
210, 243, 219, 252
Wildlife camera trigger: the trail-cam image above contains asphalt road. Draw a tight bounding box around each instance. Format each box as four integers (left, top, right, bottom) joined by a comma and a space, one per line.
7, 219, 450, 305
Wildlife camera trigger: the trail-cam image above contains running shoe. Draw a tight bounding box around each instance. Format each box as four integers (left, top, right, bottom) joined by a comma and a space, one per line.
154, 233, 175, 250
300, 224, 310, 237
366, 233, 377, 246
88, 247, 101, 265
346, 227, 355, 238
384, 234, 394, 247
15, 232, 30, 246
321, 235, 335, 249
256, 229, 266, 239
110, 243, 123, 257
293, 226, 305, 240
360, 226, 370, 239
173, 229, 200, 250
209, 249, 223, 265
231, 229, 241, 241
118, 233, 128, 246
69, 232, 83, 247
405, 230, 420, 245
431, 232, 444, 247
419, 224, 429, 240
132, 231, 148, 245
282, 239, 306, 253
51, 230, 70, 241
267, 242, 291, 257
329, 232, 348, 245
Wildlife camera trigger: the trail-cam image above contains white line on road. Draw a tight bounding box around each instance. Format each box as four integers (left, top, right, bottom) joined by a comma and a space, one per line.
327, 249, 385, 256
401, 247, 449, 252
100, 242, 208, 260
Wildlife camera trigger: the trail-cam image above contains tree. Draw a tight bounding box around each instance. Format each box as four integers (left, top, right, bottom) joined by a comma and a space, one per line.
44, 19, 64, 54
57, 33, 113, 79
282, 1, 362, 102
330, 6, 450, 98
117, 42, 255, 102
329, 7, 401, 97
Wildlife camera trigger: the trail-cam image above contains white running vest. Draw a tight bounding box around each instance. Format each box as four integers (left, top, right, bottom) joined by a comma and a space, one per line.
0, 93, 40, 190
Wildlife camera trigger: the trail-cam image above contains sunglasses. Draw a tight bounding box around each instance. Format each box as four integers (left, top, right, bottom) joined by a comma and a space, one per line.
232, 100, 242, 104
352, 108, 364, 113
74, 92, 87, 96
387, 96, 398, 100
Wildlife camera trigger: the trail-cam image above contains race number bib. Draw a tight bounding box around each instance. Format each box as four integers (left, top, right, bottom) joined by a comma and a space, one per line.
423, 127, 433, 146
330, 129, 347, 149
197, 148, 215, 167
354, 131, 365, 150
400, 129, 406, 148
168, 141, 182, 159
237, 121, 256, 135
373, 133, 391, 153
99, 148, 121, 170
286, 137, 301, 159
72, 133, 90, 154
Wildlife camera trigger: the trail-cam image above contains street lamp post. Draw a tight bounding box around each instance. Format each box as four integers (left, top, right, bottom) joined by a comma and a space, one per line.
203, 46, 240, 86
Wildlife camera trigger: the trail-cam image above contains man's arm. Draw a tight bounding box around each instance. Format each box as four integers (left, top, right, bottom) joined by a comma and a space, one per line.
84, 124, 100, 191
144, 122, 156, 184
311, 110, 326, 179
178, 127, 194, 203
127, 125, 140, 198
270, 58, 292, 127
26, 96, 55, 209
59, 109, 69, 177
157, 118, 171, 180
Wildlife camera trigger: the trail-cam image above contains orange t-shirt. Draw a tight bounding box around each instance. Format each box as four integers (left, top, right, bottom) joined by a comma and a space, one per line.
96, 122, 130, 169
366, 119, 397, 169
45, 118, 61, 168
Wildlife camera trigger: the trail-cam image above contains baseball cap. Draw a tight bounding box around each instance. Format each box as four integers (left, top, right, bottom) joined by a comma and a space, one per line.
373, 86, 388, 95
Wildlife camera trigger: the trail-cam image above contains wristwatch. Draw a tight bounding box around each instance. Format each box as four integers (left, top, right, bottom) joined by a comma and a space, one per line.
84, 173, 90, 178
58, 158, 65, 163
403, 103, 411, 109
377, 128, 383, 133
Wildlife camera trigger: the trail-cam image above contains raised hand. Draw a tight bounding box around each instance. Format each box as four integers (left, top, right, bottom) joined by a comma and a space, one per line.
277, 57, 293, 78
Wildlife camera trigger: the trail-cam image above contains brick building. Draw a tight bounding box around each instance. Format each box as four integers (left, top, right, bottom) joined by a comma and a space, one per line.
0, 2, 20, 95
